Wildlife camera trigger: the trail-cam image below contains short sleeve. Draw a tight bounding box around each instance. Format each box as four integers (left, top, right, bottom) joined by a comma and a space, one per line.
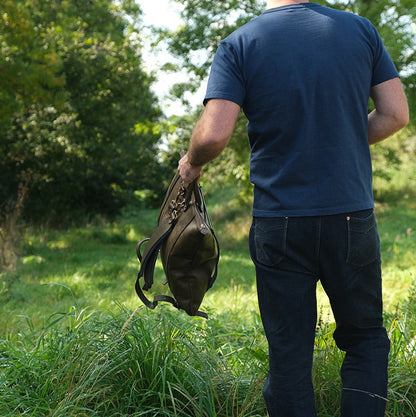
203, 41, 246, 107
370, 24, 400, 86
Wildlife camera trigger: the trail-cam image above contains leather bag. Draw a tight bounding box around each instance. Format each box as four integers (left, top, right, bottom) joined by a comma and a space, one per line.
135, 171, 219, 318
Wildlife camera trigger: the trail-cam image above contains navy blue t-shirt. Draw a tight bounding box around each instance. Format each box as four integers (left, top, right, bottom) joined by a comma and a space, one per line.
204, 3, 399, 217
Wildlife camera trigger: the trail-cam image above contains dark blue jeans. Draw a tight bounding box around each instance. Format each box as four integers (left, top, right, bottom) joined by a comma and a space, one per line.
249, 210, 390, 417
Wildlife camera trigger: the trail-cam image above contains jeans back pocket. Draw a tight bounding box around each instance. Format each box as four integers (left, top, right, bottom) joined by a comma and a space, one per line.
346, 210, 380, 267
251, 217, 288, 267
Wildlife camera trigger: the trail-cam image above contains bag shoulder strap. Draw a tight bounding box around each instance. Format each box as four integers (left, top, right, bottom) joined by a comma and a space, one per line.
196, 182, 220, 290
135, 221, 173, 309
207, 230, 220, 290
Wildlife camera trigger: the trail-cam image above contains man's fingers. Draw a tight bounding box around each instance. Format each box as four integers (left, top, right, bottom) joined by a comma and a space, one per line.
177, 153, 202, 188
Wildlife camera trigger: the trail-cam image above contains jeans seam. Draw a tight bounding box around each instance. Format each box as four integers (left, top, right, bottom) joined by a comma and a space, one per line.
315, 217, 322, 276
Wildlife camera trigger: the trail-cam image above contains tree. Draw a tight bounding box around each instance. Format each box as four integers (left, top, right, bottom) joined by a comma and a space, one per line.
0, 0, 164, 224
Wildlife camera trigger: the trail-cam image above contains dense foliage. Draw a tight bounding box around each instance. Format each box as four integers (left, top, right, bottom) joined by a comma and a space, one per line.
0, 0, 166, 224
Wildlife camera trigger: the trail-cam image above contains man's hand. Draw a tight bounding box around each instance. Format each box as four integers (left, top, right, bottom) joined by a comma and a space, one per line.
178, 153, 202, 188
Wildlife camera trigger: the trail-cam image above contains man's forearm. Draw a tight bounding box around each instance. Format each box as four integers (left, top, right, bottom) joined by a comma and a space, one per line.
187, 124, 228, 167
177, 99, 240, 187
368, 77, 409, 145
368, 109, 406, 145
187, 99, 241, 166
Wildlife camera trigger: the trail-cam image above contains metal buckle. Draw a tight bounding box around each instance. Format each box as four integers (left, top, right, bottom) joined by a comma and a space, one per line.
168, 186, 186, 224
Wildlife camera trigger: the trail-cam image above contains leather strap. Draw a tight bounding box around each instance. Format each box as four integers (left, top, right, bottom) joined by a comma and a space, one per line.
135, 222, 173, 309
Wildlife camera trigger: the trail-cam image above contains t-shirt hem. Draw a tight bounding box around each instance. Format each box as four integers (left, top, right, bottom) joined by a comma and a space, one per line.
371, 73, 400, 87
252, 202, 375, 218
203, 94, 243, 107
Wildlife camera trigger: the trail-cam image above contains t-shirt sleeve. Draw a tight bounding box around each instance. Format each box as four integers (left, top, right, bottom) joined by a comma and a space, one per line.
203, 41, 245, 107
370, 24, 400, 86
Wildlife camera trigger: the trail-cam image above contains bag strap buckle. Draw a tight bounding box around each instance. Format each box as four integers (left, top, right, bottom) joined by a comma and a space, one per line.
168, 185, 187, 224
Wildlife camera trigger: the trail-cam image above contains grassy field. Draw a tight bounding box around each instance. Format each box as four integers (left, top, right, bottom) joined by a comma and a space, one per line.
1, 170, 416, 415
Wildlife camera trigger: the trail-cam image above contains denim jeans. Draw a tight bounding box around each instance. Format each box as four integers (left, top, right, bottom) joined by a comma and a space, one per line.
249, 210, 390, 417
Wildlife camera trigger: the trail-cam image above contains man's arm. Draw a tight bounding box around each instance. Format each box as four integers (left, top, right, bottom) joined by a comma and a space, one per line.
178, 99, 241, 187
368, 77, 409, 145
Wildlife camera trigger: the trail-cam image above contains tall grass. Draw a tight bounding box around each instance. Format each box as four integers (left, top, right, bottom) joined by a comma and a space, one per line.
1, 304, 267, 416
1, 294, 415, 416
1, 166, 415, 416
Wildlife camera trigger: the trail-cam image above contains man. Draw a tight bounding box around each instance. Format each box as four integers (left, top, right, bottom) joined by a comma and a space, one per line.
178, 0, 409, 416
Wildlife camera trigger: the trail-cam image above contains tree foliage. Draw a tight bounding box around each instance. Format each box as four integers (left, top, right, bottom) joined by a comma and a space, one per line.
161, 0, 415, 193
0, 0, 164, 224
